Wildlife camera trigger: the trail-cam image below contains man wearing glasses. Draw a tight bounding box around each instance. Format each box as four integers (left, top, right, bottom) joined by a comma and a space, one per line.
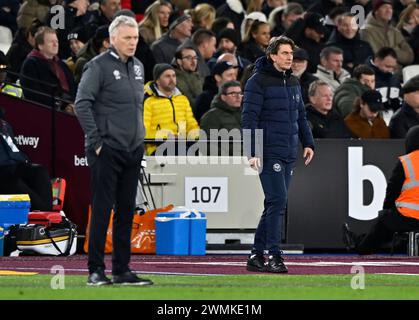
174, 45, 204, 110
200, 80, 243, 155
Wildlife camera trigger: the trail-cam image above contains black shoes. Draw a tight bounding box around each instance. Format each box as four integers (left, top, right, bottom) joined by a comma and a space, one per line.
246, 253, 288, 273
112, 270, 154, 286
342, 223, 357, 252
246, 254, 266, 272
265, 254, 288, 273
87, 268, 112, 286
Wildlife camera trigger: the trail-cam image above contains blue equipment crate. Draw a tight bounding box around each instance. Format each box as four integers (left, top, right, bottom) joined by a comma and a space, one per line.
0, 194, 30, 230
0, 226, 4, 256
155, 208, 207, 256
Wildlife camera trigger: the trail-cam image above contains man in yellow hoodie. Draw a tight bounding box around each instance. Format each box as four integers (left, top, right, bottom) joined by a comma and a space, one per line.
144, 63, 199, 155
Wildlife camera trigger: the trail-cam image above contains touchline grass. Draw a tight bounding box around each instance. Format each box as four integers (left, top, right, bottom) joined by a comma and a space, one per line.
0, 274, 419, 300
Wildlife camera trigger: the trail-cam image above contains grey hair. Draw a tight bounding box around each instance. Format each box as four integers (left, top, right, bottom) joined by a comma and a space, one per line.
308, 80, 331, 97
109, 15, 138, 38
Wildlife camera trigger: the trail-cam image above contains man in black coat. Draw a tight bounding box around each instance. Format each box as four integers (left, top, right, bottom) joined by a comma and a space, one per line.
0, 108, 52, 211
194, 61, 237, 123
389, 74, 419, 138
306, 80, 353, 138
291, 47, 318, 104
326, 12, 374, 73
20, 27, 76, 111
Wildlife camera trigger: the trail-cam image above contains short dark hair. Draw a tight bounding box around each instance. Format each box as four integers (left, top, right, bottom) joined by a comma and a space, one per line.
320, 46, 343, 60
175, 45, 197, 60
266, 35, 295, 62
211, 17, 233, 36
219, 80, 242, 95
375, 46, 398, 60
353, 64, 375, 80
191, 28, 215, 47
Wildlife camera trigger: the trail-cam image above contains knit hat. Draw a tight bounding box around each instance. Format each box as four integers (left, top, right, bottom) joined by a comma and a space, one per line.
67, 27, 89, 43
304, 12, 327, 35
361, 90, 383, 112
217, 28, 240, 47
153, 63, 175, 80
169, 13, 192, 31
402, 74, 419, 95
372, 0, 393, 12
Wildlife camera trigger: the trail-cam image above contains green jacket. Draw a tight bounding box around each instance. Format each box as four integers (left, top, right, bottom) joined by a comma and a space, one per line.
333, 78, 370, 118
175, 68, 204, 110
200, 96, 242, 135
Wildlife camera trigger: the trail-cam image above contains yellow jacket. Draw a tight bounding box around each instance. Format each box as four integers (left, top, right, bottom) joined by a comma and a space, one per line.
144, 81, 199, 154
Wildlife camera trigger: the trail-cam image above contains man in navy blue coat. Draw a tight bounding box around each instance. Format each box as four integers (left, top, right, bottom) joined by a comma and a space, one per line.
242, 36, 315, 273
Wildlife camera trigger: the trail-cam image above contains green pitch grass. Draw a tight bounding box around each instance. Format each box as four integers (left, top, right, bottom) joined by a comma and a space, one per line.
0, 274, 419, 300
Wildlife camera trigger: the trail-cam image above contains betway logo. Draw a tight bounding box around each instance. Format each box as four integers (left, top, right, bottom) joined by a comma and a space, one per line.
348, 147, 387, 221
14, 135, 40, 149
74, 155, 88, 167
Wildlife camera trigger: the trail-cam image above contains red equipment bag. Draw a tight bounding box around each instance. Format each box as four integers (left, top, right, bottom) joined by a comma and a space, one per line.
28, 212, 63, 227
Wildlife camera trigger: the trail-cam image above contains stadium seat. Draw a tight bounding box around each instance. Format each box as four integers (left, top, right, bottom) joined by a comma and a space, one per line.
390, 231, 419, 256
402, 65, 419, 84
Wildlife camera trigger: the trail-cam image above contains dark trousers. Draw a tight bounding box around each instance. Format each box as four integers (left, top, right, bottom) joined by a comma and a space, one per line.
357, 208, 419, 255
0, 162, 52, 211
252, 159, 294, 255
87, 143, 143, 274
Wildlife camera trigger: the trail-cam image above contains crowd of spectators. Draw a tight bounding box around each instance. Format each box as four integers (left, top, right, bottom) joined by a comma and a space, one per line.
1, 0, 419, 154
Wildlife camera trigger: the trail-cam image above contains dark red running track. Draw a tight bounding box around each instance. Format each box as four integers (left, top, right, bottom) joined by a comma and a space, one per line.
1, 254, 419, 275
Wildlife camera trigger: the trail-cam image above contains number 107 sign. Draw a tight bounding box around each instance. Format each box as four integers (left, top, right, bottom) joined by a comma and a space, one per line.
185, 177, 228, 212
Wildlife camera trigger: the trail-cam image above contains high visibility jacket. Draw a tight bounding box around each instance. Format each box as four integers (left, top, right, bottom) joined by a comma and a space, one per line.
143, 81, 199, 154
395, 150, 419, 220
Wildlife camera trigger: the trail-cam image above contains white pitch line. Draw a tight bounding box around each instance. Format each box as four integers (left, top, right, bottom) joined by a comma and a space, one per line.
378, 273, 419, 276
133, 261, 419, 267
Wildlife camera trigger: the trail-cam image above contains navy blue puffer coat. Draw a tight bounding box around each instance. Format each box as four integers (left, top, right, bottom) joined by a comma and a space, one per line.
242, 56, 314, 162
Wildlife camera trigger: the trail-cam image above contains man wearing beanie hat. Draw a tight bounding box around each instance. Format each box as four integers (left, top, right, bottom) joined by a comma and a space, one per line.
65, 26, 91, 73
389, 74, 419, 138
343, 124, 419, 254
45, 0, 90, 59
143, 63, 199, 155
74, 25, 110, 83
208, 27, 251, 76
360, 0, 414, 66
151, 13, 193, 64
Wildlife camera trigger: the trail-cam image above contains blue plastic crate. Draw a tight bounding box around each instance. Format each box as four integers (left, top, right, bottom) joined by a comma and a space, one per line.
0, 194, 30, 229
155, 212, 190, 255
155, 208, 207, 256
0, 226, 4, 256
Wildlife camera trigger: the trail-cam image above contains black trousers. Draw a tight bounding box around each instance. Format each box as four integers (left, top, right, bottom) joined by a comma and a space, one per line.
87, 143, 143, 274
357, 208, 419, 255
0, 162, 52, 211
